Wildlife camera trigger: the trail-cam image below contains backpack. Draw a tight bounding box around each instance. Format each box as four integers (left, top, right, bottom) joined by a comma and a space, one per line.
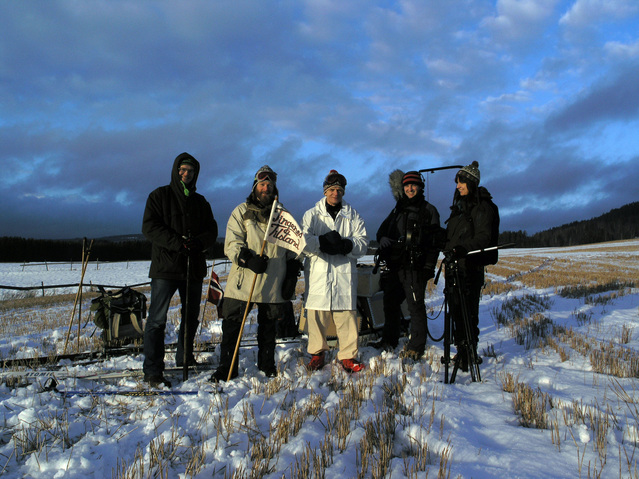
90, 286, 146, 346
466, 193, 500, 266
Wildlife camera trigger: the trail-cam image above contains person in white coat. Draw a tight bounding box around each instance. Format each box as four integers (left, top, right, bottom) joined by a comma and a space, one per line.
302, 170, 369, 373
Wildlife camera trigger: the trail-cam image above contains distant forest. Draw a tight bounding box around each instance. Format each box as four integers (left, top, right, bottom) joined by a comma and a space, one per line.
0, 202, 637, 262
498, 202, 639, 248
0, 236, 225, 263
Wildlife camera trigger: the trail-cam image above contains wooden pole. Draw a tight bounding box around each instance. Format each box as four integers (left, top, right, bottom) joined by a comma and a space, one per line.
63, 238, 93, 354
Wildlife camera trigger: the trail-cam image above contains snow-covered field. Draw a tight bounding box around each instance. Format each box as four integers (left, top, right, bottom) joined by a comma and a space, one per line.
0, 240, 638, 478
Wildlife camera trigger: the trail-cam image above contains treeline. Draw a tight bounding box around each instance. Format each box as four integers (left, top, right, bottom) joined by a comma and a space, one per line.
0, 236, 226, 263
2, 202, 637, 261
499, 202, 639, 248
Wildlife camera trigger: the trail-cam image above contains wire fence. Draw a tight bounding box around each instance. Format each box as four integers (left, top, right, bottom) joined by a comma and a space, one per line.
0, 260, 232, 296
0, 281, 152, 295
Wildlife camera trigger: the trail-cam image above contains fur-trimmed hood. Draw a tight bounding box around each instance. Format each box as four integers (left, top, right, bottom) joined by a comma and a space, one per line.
389, 169, 405, 201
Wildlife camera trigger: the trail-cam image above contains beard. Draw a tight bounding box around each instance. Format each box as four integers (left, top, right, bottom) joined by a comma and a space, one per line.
255, 190, 274, 206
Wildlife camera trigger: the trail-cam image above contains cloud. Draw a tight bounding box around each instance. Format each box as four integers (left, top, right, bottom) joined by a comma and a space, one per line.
559, 0, 639, 28
0, 1, 638, 240
482, 0, 559, 41
545, 63, 639, 131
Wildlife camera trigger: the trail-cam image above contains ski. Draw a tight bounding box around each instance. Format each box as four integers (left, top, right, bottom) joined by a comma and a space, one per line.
59, 389, 206, 397
0, 337, 303, 369
0, 345, 141, 369
1, 364, 217, 382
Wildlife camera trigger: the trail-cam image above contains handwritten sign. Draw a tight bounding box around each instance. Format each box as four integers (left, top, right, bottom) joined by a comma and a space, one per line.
266, 204, 305, 256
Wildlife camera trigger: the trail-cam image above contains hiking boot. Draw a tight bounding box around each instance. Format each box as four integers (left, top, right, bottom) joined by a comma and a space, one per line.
341, 358, 365, 373
144, 374, 172, 388
453, 347, 469, 372
209, 368, 238, 383
307, 352, 325, 371
261, 367, 278, 378
399, 348, 423, 361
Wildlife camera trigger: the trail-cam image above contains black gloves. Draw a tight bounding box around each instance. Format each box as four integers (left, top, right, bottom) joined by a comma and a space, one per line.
341, 238, 353, 255
319, 231, 353, 255
319, 230, 343, 255
181, 237, 203, 256
379, 236, 392, 249
238, 247, 269, 274
452, 245, 468, 259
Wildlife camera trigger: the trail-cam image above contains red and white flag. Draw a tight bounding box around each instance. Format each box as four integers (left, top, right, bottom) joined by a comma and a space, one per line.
266, 202, 305, 256
206, 270, 224, 305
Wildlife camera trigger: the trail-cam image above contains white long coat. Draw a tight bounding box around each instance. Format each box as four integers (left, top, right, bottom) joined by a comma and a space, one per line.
302, 199, 368, 311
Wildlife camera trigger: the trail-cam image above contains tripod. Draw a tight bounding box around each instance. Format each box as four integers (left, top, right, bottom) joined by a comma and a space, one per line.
437, 255, 482, 384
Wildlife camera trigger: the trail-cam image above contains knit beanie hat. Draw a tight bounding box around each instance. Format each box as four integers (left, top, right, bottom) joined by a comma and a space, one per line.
323, 170, 347, 193
179, 157, 197, 168
457, 161, 480, 184
252, 165, 277, 191
402, 171, 424, 188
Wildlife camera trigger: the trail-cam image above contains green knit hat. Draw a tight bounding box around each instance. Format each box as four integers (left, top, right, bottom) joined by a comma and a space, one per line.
179, 157, 197, 168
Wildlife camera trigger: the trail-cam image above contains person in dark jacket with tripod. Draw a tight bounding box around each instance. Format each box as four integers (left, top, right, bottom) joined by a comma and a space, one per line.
444, 161, 494, 372
142, 152, 218, 387
374, 170, 441, 359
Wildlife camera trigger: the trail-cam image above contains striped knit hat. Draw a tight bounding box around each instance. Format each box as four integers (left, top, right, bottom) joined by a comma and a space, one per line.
402, 171, 424, 187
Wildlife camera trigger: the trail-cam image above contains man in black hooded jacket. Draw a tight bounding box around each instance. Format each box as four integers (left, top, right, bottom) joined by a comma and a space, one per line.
142, 152, 218, 387
375, 170, 441, 359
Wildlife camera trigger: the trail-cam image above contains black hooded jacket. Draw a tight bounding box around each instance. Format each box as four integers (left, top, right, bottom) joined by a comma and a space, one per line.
142, 153, 218, 280
444, 186, 494, 269
376, 191, 441, 271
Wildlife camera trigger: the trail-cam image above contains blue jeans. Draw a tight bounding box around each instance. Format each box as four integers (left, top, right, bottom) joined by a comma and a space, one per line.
143, 278, 202, 376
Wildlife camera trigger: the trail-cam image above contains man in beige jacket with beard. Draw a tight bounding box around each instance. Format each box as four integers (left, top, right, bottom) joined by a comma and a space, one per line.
210, 165, 294, 382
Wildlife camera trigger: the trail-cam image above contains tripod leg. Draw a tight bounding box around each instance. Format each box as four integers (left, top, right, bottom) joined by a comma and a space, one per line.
453, 264, 481, 383
443, 296, 451, 384
450, 355, 459, 383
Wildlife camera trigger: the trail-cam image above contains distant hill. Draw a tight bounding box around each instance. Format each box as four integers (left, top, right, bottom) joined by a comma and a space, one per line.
500, 202, 639, 248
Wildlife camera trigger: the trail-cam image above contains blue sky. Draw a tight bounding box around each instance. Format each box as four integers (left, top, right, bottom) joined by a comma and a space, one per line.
1, 0, 638, 240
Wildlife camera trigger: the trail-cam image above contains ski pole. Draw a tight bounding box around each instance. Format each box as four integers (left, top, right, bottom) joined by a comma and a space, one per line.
183, 247, 191, 382
63, 238, 93, 354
